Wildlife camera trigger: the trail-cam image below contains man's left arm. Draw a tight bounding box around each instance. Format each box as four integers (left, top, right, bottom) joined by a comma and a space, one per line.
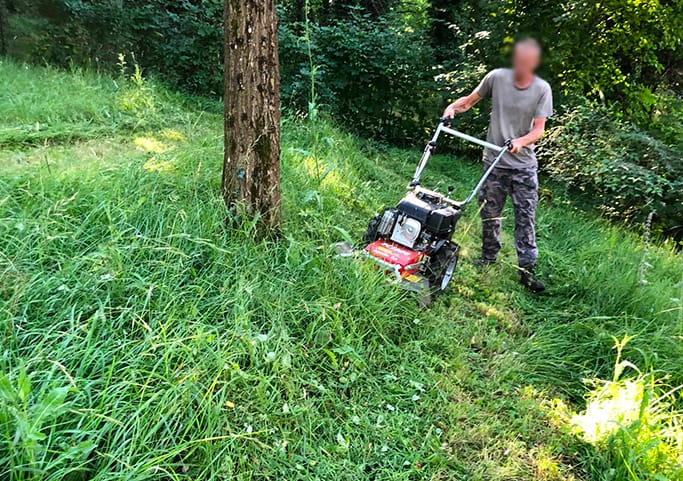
509, 117, 546, 154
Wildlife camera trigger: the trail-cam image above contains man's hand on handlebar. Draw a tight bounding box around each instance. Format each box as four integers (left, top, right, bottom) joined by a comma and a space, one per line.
442, 92, 482, 120
508, 138, 524, 154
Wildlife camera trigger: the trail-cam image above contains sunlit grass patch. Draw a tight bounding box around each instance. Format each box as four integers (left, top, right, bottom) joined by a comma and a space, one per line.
160, 128, 187, 142
572, 377, 645, 444
540, 336, 683, 480
143, 157, 178, 173
0, 59, 212, 148
0, 138, 144, 173
579, 339, 682, 477
134, 136, 168, 153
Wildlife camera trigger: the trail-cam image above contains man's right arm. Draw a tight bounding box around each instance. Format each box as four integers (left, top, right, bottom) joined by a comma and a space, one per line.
442, 91, 482, 118
443, 69, 497, 118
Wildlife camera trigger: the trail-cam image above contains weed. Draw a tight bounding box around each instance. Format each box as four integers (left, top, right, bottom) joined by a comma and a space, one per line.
568, 337, 683, 480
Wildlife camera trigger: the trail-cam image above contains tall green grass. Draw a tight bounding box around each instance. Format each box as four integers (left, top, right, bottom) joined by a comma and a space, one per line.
0, 58, 211, 148
1, 60, 681, 480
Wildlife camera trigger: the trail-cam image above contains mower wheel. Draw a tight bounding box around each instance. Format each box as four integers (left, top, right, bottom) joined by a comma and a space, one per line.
427, 243, 460, 291
363, 214, 381, 244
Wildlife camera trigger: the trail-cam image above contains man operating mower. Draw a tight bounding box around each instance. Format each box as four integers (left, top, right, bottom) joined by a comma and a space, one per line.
443, 38, 552, 293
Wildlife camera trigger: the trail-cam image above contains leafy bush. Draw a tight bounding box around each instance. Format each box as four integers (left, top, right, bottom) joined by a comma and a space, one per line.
280, 14, 442, 144
429, 0, 683, 121
8, 2, 442, 140
539, 102, 683, 238
128, 0, 224, 95
4, 0, 223, 95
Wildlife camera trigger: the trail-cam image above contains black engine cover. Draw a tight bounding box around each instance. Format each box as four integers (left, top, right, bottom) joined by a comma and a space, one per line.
426, 207, 461, 236
396, 195, 461, 238
396, 196, 432, 223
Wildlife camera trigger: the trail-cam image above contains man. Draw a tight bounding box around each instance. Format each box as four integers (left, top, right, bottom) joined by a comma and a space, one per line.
443, 38, 552, 293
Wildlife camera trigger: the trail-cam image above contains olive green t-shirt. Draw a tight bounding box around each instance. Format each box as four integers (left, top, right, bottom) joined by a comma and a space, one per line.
474, 68, 553, 170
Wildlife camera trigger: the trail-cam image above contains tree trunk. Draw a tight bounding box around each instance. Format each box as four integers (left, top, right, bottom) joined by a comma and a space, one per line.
223, 0, 281, 237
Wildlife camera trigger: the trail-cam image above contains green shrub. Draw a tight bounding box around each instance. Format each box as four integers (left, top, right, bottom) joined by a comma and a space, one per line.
280, 13, 441, 144
4, 0, 224, 95
539, 102, 683, 238
7, 2, 441, 142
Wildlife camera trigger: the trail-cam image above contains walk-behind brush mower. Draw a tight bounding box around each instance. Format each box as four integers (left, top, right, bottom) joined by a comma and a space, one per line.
339, 118, 511, 299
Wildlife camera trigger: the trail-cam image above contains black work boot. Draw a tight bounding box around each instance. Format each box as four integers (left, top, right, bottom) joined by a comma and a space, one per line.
473, 257, 496, 269
519, 265, 545, 293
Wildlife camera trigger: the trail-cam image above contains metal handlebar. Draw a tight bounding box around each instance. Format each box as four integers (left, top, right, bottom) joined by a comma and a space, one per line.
437, 117, 505, 153
410, 119, 511, 207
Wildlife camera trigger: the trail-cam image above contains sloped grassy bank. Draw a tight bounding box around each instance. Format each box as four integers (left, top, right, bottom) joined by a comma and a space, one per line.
0, 61, 681, 480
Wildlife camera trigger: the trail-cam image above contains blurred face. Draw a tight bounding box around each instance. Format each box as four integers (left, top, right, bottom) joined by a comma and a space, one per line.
513, 44, 541, 77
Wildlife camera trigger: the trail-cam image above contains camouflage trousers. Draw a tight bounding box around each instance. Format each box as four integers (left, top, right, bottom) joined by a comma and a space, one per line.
478, 166, 539, 268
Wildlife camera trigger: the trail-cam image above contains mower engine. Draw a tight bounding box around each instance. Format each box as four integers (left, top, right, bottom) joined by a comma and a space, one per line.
364, 187, 462, 291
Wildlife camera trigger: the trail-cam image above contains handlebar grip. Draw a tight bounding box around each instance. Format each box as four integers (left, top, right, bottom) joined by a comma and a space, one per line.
504, 138, 513, 149
439, 117, 453, 126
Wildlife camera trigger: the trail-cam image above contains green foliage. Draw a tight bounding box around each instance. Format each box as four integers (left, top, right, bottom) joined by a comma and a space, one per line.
558, 337, 683, 481
279, 0, 396, 24
542, 0, 683, 118
432, 0, 683, 119
5, 0, 682, 153
1, 61, 683, 481
539, 101, 683, 238
280, 13, 440, 143
0, 367, 94, 480
4, 0, 224, 95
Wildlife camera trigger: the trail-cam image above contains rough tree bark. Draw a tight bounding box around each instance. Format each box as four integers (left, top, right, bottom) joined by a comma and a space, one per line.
223, 0, 281, 237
